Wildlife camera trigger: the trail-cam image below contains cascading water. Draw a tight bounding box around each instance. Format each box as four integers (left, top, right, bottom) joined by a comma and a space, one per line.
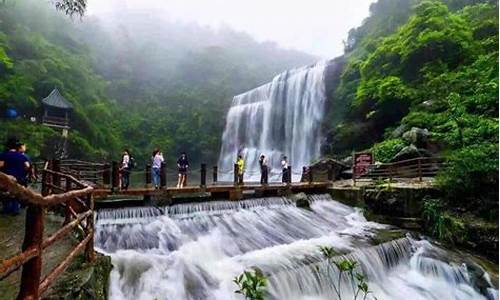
95, 195, 498, 300
217, 62, 329, 181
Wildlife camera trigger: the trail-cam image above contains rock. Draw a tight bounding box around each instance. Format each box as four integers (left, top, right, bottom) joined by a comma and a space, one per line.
291, 193, 310, 209
390, 124, 408, 138
391, 145, 431, 162
308, 158, 349, 181
402, 127, 429, 148
341, 156, 353, 167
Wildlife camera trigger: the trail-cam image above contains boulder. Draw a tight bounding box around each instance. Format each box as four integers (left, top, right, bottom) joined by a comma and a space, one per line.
402, 127, 429, 148
391, 145, 431, 162
390, 124, 408, 138
308, 158, 349, 181
291, 193, 310, 209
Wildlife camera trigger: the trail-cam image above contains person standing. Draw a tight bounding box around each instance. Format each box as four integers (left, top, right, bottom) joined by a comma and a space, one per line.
151, 148, 164, 189
176, 152, 189, 188
17, 142, 35, 185
236, 154, 245, 185
0, 138, 30, 215
259, 154, 268, 184
281, 155, 289, 183
120, 149, 131, 190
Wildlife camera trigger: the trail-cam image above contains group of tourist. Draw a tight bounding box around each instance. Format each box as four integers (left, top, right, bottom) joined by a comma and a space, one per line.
0, 137, 34, 215
118, 148, 189, 190
236, 153, 290, 185
117, 149, 291, 189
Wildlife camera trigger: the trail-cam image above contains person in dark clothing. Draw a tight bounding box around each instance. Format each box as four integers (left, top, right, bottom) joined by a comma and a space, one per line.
17, 142, 36, 185
259, 154, 268, 184
120, 149, 131, 190
0, 138, 30, 215
281, 155, 289, 183
176, 152, 189, 188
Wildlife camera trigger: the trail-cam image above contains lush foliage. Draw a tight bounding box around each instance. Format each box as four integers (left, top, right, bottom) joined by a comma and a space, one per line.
233, 269, 268, 300
0, 0, 315, 166
319, 246, 374, 300
371, 138, 406, 162
234, 247, 374, 300
325, 0, 498, 222
422, 198, 466, 243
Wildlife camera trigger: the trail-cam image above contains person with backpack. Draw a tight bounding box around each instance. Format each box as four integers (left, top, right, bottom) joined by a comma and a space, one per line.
0, 137, 30, 215
259, 154, 268, 184
120, 149, 132, 190
176, 152, 189, 188
151, 148, 164, 189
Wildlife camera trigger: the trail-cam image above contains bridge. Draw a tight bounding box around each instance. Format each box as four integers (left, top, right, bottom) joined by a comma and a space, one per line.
0, 156, 444, 299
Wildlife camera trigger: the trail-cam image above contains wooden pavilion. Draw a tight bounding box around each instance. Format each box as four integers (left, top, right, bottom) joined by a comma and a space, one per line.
41, 88, 72, 129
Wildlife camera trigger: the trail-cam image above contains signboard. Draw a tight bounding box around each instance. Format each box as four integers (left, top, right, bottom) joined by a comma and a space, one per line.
353, 152, 373, 178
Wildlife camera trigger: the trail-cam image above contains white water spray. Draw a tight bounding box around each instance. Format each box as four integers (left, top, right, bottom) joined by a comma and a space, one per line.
95, 195, 498, 300
217, 62, 328, 181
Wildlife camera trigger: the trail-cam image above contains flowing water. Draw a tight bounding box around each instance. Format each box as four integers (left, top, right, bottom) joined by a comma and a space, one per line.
95, 194, 498, 300
217, 62, 329, 181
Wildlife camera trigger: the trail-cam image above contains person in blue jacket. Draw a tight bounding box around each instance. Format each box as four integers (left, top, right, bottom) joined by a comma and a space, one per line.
0, 137, 30, 215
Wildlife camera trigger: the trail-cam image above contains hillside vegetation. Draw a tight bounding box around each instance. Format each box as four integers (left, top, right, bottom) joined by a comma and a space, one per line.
324, 0, 498, 246
0, 0, 316, 165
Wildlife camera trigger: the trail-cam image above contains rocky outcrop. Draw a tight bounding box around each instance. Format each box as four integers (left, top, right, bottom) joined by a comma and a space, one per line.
402, 127, 429, 148
308, 158, 349, 181
391, 145, 432, 162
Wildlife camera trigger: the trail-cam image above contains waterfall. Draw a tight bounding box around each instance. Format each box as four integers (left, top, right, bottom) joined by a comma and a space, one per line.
95, 195, 498, 300
217, 62, 329, 181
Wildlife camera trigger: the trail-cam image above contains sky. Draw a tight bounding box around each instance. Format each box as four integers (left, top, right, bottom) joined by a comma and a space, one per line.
87, 0, 376, 58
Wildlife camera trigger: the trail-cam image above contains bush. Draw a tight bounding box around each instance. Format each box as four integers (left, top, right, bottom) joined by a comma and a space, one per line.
436, 142, 498, 220
371, 138, 406, 162
422, 198, 465, 244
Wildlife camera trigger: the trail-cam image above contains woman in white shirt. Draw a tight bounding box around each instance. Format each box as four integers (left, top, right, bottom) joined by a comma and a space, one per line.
151, 148, 164, 189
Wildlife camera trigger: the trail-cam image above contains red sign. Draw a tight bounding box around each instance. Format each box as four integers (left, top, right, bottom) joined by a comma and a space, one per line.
353, 152, 373, 177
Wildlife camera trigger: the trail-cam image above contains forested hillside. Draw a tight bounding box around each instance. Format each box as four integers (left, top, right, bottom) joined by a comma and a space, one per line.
0, 0, 316, 164
324, 0, 498, 246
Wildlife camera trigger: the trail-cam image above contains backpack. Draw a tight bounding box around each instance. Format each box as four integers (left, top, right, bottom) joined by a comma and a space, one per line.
129, 156, 137, 169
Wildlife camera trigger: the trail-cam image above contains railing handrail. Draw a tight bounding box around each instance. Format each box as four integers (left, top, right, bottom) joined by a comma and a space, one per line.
0, 161, 95, 299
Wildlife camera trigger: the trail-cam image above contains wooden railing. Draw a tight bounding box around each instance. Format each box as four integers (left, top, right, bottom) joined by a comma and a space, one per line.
0, 162, 94, 299
355, 156, 445, 181
42, 116, 69, 128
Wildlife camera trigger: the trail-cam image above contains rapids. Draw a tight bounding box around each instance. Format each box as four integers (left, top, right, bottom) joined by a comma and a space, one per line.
95, 194, 498, 300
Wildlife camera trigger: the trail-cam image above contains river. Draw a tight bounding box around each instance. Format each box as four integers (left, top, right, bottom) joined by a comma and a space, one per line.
94, 194, 498, 300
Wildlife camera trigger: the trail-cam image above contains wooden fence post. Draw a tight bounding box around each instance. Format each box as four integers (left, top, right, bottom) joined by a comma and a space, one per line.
41, 168, 48, 196
200, 164, 206, 187
63, 179, 72, 225
18, 205, 45, 300
233, 164, 238, 185
352, 152, 356, 187
287, 166, 292, 184
85, 194, 95, 262
418, 158, 422, 182
160, 162, 167, 188
53, 159, 61, 189
145, 164, 152, 188
327, 165, 334, 182
103, 163, 111, 189
111, 161, 119, 191
213, 166, 218, 183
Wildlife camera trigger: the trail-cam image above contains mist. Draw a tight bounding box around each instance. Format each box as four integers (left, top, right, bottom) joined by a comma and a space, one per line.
85, 0, 376, 58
